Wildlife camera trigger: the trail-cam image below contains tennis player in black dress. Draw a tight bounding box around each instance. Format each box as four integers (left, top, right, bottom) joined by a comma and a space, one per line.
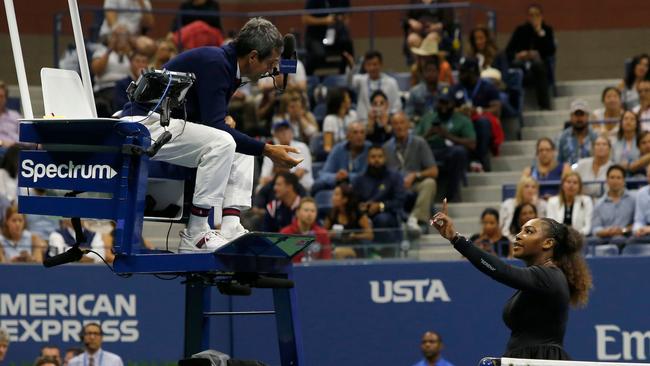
431, 199, 592, 360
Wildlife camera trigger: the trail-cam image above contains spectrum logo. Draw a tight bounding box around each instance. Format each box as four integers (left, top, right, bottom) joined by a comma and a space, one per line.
21, 159, 118, 183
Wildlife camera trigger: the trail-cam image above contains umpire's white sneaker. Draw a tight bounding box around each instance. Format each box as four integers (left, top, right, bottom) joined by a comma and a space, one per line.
221, 223, 249, 242
178, 229, 229, 253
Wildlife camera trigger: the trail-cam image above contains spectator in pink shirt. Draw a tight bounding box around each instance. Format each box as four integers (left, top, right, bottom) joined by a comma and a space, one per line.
0, 81, 21, 150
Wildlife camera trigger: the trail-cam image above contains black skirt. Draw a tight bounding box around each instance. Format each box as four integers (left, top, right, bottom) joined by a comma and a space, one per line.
504, 344, 571, 360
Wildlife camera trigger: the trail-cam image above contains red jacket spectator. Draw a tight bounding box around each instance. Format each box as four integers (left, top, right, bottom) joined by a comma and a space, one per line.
280, 218, 332, 263
173, 20, 224, 50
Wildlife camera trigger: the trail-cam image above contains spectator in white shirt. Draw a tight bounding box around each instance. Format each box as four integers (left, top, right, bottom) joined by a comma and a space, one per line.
67, 323, 123, 366
590, 87, 623, 139
546, 171, 593, 236
322, 87, 357, 153
344, 50, 402, 122
259, 120, 313, 191
573, 135, 613, 198
99, 0, 154, 38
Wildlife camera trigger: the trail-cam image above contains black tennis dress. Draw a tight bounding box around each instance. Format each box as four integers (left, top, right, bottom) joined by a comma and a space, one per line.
453, 236, 571, 360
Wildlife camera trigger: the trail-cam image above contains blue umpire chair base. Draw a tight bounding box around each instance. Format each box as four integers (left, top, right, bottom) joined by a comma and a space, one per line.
17, 118, 314, 365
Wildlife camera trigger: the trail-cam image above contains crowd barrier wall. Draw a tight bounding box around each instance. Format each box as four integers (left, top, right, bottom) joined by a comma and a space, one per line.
1, 256, 648, 365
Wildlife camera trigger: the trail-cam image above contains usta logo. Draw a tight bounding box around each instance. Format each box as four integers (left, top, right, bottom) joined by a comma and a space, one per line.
370, 279, 451, 303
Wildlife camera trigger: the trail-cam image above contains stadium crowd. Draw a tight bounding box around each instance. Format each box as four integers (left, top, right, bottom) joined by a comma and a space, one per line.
1, 0, 650, 266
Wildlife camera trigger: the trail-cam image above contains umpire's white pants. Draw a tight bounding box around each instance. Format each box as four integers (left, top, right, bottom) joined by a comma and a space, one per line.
122, 115, 254, 215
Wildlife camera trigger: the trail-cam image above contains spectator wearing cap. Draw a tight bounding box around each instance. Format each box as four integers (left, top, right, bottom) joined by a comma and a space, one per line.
259, 120, 313, 191
557, 99, 598, 165
406, 56, 442, 123
415, 87, 476, 202
352, 145, 405, 244
409, 35, 454, 87
450, 56, 502, 172
0, 81, 20, 151
312, 121, 371, 194
633, 80, 650, 130
262, 172, 302, 232
344, 50, 402, 123
384, 112, 438, 229
0, 328, 9, 362
505, 3, 555, 110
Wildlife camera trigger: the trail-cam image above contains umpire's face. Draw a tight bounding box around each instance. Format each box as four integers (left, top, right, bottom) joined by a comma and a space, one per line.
246, 48, 281, 82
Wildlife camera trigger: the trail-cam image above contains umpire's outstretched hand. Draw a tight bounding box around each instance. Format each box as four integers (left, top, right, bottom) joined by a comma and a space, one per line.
263, 144, 303, 169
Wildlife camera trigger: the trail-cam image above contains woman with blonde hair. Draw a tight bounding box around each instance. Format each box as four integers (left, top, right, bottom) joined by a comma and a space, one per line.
546, 172, 593, 236
499, 176, 547, 240
573, 135, 613, 198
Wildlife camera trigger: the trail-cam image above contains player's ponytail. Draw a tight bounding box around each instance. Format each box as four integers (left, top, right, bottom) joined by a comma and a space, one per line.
539, 218, 593, 307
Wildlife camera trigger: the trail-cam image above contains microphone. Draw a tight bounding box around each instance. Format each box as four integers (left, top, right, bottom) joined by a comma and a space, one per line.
280, 33, 296, 91
43, 246, 84, 268
146, 131, 173, 157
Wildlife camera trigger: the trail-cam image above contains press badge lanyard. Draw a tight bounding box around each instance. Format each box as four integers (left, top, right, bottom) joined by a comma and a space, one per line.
84, 351, 104, 366
462, 79, 482, 104
367, 77, 382, 96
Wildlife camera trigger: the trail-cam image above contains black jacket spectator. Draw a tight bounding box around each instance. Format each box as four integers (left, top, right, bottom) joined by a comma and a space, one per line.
172, 0, 222, 31
505, 22, 556, 63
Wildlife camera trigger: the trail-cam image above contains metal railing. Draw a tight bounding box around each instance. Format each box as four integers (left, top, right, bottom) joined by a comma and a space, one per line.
52, 2, 496, 68
502, 177, 648, 200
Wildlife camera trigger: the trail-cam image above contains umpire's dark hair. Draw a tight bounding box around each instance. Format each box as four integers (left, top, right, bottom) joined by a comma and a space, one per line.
606, 164, 626, 178
232, 17, 283, 60
538, 218, 592, 307
364, 50, 383, 63
276, 171, 301, 194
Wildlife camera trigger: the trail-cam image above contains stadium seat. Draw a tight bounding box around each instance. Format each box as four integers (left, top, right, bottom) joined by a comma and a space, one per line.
6, 96, 20, 112
390, 72, 411, 92
311, 161, 324, 180
621, 244, 650, 256
314, 189, 333, 219
41, 67, 94, 118
593, 244, 619, 257
322, 74, 348, 89
312, 102, 327, 125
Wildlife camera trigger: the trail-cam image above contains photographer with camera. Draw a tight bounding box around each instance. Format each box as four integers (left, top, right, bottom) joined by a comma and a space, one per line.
121, 18, 301, 252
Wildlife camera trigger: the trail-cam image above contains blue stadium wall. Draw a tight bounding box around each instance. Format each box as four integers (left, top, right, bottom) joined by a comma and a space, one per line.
1, 257, 648, 366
